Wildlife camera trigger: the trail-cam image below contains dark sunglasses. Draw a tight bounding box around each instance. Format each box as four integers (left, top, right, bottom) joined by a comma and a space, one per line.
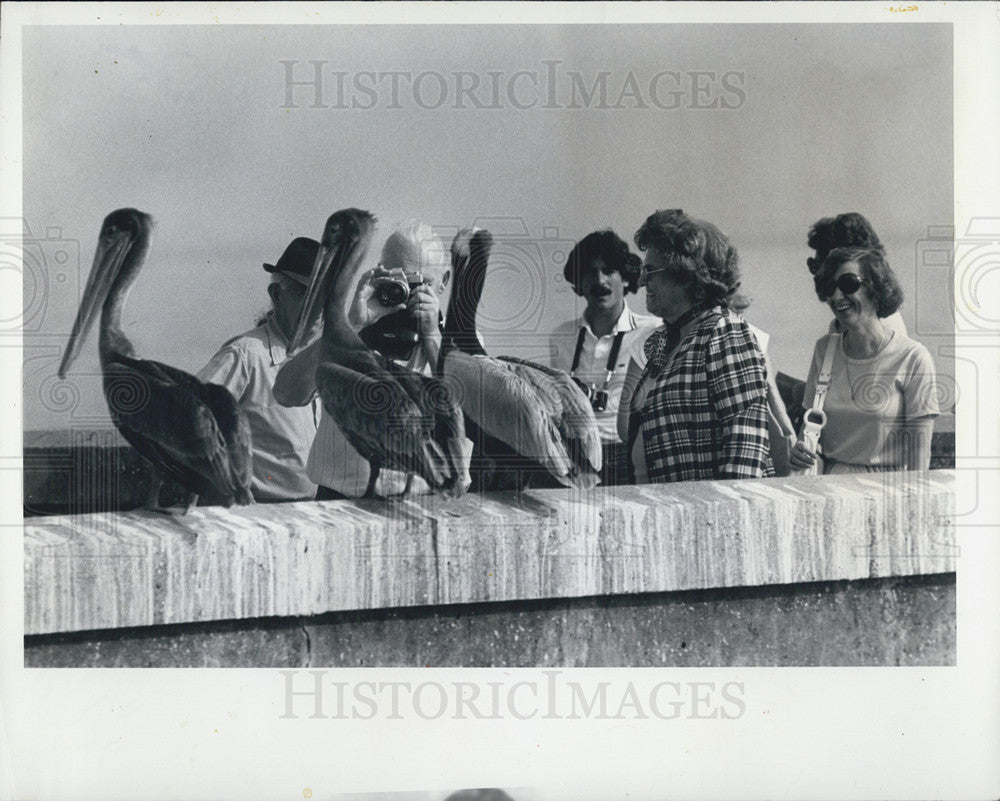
817, 272, 868, 299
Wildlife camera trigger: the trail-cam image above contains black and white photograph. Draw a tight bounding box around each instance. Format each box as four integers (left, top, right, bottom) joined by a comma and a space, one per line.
2, 3, 998, 799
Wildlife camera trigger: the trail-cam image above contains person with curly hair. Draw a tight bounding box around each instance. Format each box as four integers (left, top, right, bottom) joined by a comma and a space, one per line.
806, 212, 907, 336
789, 246, 938, 473
617, 209, 771, 483
549, 229, 660, 484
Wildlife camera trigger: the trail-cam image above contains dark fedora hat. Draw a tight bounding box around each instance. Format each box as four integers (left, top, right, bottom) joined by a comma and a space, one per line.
264, 237, 320, 286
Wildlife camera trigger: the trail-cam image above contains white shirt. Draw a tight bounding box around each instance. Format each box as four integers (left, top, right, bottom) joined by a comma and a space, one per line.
803, 330, 939, 467
198, 315, 320, 501
549, 304, 661, 442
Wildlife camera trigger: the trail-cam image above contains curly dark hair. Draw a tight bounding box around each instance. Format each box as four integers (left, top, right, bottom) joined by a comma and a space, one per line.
806, 212, 884, 274
633, 209, 741, 308
814, 246, 904, 318
563, 229, 642, 295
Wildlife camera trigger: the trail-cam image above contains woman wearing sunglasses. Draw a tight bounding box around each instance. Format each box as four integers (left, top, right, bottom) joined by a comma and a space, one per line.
806, 212, 907, 338
617, 209, 771, 483
789, 246, 939, 474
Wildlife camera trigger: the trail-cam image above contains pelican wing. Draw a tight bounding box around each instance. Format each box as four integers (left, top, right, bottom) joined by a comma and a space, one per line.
105, 358, 252, 503
385, 361, 468, 497
495, 356, 603, 476
441, 351, 574, 484
316, 360, 457, 492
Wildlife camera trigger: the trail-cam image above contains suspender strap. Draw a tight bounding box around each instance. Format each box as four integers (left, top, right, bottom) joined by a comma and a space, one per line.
570, 326, 587, 373
601, 331, 626, 391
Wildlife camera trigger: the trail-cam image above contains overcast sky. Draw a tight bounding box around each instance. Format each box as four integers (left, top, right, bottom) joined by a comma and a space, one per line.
21, 23, 952, 430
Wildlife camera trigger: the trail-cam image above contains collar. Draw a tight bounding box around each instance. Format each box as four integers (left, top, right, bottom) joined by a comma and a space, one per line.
579, 303, 635, 337
263, 313, 291, 366
663, 303, 707, 334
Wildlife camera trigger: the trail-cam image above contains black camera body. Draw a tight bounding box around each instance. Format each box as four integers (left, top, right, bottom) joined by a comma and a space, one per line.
373, 271, 425, 307
571, 376, 609, 412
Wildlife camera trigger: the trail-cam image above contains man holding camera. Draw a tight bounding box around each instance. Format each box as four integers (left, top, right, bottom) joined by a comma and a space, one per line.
549, 230, 660, 485
275, 222, 460, 499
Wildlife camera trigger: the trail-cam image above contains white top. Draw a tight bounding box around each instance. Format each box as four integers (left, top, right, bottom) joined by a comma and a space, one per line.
549, 304, 660, 442
198, 315, 321, 501
803, 330, 939, 468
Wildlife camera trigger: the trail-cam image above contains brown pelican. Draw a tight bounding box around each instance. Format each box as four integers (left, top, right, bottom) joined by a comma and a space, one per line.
440, 229, 602, 490
57, 209, 253, 512
287, 209, 467, 498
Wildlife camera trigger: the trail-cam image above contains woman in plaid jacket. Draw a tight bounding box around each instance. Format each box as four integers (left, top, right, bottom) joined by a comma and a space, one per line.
617, 209, 772, 483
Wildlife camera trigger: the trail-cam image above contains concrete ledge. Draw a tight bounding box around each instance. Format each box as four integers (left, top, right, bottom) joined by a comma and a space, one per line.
24, 471, 956, 636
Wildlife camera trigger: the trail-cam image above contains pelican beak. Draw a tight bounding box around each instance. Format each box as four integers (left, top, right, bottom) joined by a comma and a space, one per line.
57, 224, 135, 378
289, 208, 375, 353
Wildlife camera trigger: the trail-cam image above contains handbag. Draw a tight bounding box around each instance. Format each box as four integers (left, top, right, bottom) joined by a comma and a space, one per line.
793, 333, 838, 476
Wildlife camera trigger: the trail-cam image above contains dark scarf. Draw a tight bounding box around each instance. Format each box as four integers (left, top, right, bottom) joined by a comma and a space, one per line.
642, 305, 707, 375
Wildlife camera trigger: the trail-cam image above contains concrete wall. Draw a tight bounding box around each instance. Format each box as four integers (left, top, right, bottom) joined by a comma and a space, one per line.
26, 574, 954, 668
23, 471, 956, 667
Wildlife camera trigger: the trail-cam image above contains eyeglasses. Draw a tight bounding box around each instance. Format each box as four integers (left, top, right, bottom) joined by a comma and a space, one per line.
639, 264, 670, 283
816, 272, 868, 299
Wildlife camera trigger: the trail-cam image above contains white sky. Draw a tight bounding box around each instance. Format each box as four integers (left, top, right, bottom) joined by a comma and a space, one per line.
21, 23, 952, 429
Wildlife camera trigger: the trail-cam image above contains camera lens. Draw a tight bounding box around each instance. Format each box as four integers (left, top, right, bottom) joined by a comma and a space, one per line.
374, 279, 410, 306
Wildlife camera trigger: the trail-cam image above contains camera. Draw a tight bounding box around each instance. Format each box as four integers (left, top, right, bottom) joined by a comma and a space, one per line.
915, 218, 1000, 337
434, 217, 575, 335
2, 218, 81, 335
373, 271, 425, 307
571, 376, 609, 412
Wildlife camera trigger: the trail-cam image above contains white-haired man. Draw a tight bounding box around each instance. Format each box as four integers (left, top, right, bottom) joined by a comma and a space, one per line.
275, 222, 459, 499
198, 238, 322, 501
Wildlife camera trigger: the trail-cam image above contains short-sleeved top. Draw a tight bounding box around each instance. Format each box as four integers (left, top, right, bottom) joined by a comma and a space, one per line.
198, 314, 321, 501
549, 305, 660, 442
631, 306, 772, 483
803, 330, 939, 468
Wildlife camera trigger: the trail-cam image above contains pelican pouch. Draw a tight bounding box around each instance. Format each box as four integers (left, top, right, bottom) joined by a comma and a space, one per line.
359, 309, 421, 362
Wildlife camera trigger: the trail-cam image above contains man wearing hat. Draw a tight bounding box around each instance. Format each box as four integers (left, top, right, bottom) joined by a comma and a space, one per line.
197, 238, 322, 501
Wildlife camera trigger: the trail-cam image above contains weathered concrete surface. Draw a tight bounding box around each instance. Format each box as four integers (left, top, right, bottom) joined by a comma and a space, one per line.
24, 471, 956, 636
24, 573, 955, 667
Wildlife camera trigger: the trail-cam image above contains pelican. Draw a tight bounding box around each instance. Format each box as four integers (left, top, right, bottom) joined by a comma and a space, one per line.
287, 209, 467, 499
57, 208, 254, 513
440, 229, 602, 490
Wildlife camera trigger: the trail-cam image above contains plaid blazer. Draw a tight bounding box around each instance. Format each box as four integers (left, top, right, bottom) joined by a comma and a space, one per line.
637, 306, 772, 482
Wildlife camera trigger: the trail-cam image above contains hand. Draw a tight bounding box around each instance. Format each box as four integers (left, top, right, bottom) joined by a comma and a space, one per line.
788, 439, 817, 470
406, 282, 442, 340
349, 266, 406, 331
